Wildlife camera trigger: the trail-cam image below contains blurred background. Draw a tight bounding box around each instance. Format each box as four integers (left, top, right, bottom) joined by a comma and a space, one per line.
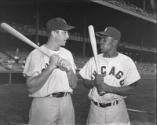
0, 0, 156, 75
0, 0, 156, 125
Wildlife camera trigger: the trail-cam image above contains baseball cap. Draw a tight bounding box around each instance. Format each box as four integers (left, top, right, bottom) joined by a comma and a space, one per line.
46, 17, 75, 32
96, 26, 121, 41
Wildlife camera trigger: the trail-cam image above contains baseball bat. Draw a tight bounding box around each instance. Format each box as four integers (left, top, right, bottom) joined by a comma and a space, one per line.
0, 23, 51, 57
88, 25, 100, 74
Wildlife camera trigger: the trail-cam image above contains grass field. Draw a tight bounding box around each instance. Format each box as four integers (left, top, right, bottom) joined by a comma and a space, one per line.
0, 73, 156, 125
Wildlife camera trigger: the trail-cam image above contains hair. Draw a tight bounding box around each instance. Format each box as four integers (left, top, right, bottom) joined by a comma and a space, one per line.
47, 30, 61, 38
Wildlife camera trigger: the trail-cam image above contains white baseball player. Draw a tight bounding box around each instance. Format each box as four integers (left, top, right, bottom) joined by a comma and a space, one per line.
23, 17, 78, 125
79, 27, 141, 125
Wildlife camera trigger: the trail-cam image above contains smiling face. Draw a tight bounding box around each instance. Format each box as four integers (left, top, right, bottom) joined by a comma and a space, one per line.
100, 36, 118, 53
54, 30, 69, 46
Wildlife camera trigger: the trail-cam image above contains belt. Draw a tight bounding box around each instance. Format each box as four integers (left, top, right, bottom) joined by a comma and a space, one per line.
92, 100, 119, 108
45, 92, 71, 98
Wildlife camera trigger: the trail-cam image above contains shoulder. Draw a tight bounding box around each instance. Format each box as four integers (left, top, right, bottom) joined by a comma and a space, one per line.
119, 53, 134, 62
118, 53, 136, 68
85, 57, 95, 65
27, 46, 44, 59
60, 47, 73, 56
60, 47, 70, 53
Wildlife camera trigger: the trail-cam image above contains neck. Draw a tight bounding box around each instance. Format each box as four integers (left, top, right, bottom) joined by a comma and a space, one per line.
103, 49, 118, 58
45, 37, 59, 51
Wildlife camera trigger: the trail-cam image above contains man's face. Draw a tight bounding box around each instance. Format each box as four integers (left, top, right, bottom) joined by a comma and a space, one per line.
55, 30, 69, 46
99, 36, 117, 53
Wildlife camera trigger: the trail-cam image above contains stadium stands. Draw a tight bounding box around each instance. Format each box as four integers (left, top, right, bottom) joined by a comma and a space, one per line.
135, 62, 156, 74
0, 50, 156, 74
92, 0, 156, 23
0, 50, 26, 72
1, 22, 156, 53
105, 0, 156, 18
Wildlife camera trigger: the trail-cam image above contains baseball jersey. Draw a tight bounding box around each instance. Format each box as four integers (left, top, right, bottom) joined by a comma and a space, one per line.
23, 45, 76, 97
79, 53, 141, 103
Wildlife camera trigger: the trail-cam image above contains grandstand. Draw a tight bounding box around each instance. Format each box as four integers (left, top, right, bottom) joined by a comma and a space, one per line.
91, 0, 156, 23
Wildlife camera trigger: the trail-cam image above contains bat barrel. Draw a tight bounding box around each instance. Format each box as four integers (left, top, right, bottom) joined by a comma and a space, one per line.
0, 23, 50, 57
88, 25, 100, 74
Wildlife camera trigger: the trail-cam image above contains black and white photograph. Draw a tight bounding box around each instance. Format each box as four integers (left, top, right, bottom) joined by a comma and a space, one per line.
0, 0, 156, 125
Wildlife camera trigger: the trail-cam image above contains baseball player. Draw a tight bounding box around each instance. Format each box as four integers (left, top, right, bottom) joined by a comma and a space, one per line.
79, 27, 141, 125
23, 17, 78, 125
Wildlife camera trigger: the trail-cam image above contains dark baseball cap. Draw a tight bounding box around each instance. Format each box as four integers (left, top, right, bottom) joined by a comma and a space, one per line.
96, 26, 121, 41
46, 17, 75, 32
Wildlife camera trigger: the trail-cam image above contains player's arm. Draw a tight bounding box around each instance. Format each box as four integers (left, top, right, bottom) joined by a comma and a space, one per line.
66, 54, 78, 89
78, 57, 97, 89
26, 65, 56, 94
58, 54, 78, 89
26, 55, 59, 94
66, 69, 78, 89
95, 74, 140, 96
77, 73, 95, 89
97, 81, 139, 96
108, 81, 139, 96
83, 79, 95, 89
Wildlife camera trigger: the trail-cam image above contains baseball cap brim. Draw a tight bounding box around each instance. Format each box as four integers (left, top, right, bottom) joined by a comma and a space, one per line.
59, 25, 75, 31
96, 32, 110, 38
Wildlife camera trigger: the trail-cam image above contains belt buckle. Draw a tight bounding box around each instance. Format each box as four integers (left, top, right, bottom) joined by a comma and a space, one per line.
92, 100, 118, 108
97, 102, 100, 107
52, 92, 70, 98
46, 94, 53, 97
92, 100, 101, 107
64, 92, 68, 96
98, 102, 108, 108
64, 92, 69, 96
112, 100, 119, 106
53, 92, 64, 97
49, 94, 53, 97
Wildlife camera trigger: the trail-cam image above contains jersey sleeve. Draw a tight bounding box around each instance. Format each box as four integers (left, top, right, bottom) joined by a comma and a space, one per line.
79, 58, 95, 80
65, 51, 77, 74
70, 54, 77, 74
125, 58, 141, 85
23, 50, 42, 77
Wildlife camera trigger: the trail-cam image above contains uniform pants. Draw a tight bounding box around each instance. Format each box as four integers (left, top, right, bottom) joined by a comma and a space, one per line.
29, 95, 75, 125
87, 100, 130, 125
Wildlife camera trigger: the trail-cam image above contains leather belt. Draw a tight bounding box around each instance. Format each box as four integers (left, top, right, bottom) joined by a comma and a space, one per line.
45, 92, 71, 98
92, 100, 119, 108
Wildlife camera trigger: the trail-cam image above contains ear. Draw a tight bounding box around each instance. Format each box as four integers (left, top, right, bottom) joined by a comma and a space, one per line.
113, 39, 119, 46
51, 31, 57, 37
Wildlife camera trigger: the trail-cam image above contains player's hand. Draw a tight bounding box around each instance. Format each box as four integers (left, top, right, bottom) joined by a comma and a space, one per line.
94, 74, 107, 95
95, 74, 105, 85
57, 58, 71, 72
49, 54, 60, 68
95, 74, 112, 94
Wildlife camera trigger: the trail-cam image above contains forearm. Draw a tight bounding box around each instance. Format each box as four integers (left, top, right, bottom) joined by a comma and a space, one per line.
109, 85, 135, 96
66, 70, 78, 89
77, 73, 96, 89
26, 65, 56, 94
98, 83, 136, 96
83, 79, 95, 89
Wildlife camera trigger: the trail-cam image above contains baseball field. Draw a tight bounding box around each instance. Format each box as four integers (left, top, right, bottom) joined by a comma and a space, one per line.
0, 72, 156, 125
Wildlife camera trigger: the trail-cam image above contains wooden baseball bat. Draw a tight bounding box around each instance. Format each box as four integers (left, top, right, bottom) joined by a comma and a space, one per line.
88, 25, 106, 95
88, 25, 100, 74
0, 23, 50, 57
